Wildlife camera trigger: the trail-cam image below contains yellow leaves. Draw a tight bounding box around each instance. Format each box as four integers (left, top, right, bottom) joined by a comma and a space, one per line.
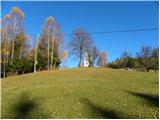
60, 50, 68, 60
11, 7, 25, 18
112, 61, 118, 65
28, 53, 34, 60
12, 7, 20, 13
112, 60, 122, 65
5, 51, 10, 55
2, 48, 6, 53
4, 14, 11, 19
46, 16, 55, 25
2, 48, 10, 55
17, 33, 26, 42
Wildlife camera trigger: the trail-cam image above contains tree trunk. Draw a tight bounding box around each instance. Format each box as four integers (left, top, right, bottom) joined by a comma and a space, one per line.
15, 71, 17, 75
50, 36, 54, 69
11, 38, 14, 64
80, 54, 82, 67
47, 33, 50, 70
34, 34, 39, 73
7, 54, 9, 63
79, 46, 83, 67
19, 46, 23, 59
3, 59, 6, 78
146, 69, 150, 72
11, 23, 16, 65
53, 62, 56, 69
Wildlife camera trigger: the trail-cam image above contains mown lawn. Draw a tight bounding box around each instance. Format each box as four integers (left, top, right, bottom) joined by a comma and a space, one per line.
1, 68, 159, 119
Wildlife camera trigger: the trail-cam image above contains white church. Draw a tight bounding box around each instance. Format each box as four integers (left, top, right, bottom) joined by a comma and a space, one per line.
83, 51, 90, 67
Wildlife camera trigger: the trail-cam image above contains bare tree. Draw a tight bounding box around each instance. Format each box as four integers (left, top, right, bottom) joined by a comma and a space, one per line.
97, 51, 107, 67
69, 28, 93, 67
90, 46, 99, 66
136, 45, 153, 72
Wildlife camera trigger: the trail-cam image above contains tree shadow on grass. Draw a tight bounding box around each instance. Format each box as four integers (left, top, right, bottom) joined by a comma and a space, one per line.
153, 81, 159, 84
80, 98, 121, 119
125, 91, 159, 108
11, 91, 49, 119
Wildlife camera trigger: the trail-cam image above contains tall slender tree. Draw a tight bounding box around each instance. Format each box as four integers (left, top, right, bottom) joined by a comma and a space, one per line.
34, 34, 39, 73
9, 7, 24, 64
1, 14, 12, 77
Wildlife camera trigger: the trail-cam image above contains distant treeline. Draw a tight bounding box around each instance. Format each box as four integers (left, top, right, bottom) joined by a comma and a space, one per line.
108, 46, 159, 72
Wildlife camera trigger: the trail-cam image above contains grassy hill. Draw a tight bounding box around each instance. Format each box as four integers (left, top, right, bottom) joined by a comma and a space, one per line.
1, 68, 159, 119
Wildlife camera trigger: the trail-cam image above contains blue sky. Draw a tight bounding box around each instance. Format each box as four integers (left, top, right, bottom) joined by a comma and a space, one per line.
2, 1, 159, 67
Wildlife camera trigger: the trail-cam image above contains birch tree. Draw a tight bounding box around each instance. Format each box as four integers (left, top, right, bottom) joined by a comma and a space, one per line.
34, 34, 39, 72
1, 14, 11, 77
9, 7, 24, 64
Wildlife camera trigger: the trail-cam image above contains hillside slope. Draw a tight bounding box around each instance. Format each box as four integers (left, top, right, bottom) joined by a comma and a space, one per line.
1, 68, 159, 118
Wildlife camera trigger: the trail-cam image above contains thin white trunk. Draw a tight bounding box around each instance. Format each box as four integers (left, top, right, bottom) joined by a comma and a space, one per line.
47, 33, 50, 70
34, 34, 39, 73
11, 23, 16, 64
19, 46, 23, 59
50, 36, 54, 69
7, 54, 9, 63
6, 24, 9, 64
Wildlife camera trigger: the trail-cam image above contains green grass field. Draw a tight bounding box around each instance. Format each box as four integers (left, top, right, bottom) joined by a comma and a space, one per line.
1, 68, 159, 119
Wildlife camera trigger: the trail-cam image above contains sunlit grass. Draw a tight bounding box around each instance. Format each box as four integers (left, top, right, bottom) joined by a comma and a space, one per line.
1, 68, 159, 118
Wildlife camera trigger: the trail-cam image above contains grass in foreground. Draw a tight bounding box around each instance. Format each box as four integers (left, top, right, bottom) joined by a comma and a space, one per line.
1, 68, 159, 118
